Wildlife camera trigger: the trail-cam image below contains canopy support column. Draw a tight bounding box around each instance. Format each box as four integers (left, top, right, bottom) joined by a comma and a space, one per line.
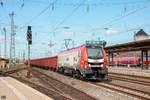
141, 50, 144, 69
145, 50, 148, 69
108, 51, 111, 66
111, 53, 114, 66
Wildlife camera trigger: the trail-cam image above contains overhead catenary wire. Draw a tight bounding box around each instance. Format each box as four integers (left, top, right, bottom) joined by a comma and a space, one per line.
26, 0, 149, 6
20, 0, 58, 29
0, 0, 10, 23
25, 0, 49, 5
116, 22, 150, 34
89, 3, 150, 32
52, 0, 86, 33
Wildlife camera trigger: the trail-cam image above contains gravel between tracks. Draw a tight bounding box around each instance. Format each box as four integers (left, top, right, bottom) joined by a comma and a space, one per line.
31, 69, 96, 100
33, 67, 138, 100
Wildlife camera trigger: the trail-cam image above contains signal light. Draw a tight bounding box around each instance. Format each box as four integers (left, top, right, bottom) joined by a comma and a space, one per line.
27, 26, 32, 45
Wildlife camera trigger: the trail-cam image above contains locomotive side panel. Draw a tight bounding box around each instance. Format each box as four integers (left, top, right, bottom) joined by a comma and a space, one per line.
58, 47, 81, 69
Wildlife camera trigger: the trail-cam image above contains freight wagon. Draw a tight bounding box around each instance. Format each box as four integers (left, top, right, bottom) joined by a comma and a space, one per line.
30, 56, 57, 70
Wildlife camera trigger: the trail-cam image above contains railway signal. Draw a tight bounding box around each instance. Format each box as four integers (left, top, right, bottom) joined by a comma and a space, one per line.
26, 26, 32, 78
27, 26, 32, 45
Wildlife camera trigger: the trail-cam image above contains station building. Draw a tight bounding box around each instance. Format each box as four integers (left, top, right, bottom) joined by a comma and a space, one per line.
106, 29, 150, 68
134, 29, 149, 41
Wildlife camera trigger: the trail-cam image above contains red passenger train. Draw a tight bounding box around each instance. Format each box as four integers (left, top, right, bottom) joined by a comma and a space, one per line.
110, 51, 150, 66
30, 41, 108, 80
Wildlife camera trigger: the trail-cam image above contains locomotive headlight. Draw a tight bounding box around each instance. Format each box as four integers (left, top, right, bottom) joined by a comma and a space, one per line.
100, 64, 103, 67
88, 64, 91, 67
84, 61, 89, 68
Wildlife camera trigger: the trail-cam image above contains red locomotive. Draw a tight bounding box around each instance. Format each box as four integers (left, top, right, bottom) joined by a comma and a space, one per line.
30, 41, 108, 80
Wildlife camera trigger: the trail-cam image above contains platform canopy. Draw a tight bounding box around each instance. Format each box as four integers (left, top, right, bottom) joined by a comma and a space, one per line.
105, 39, 150, 52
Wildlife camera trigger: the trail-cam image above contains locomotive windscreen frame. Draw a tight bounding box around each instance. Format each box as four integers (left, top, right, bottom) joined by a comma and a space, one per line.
86, 46, 103, 59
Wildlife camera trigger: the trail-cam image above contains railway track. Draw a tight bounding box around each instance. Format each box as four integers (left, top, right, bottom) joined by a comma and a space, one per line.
3, 65, 150, 100
1, 66, 96, 100
30, 69, 74, 100
108, 74, 150, 86
1, 66, 72, 100
109, 72, 150, 80
90, 72, 150, 100
10, 75, 70, 100
30, 67, 150, 100
94, 82, 150, 100
30, 68, 96, 100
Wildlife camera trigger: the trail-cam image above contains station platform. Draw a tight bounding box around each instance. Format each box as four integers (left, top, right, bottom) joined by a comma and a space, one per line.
0, 76, 52, 100
108, 66, 150, 77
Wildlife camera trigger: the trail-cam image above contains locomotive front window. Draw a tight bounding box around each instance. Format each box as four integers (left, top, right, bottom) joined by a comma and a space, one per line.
86, 47, 103, 59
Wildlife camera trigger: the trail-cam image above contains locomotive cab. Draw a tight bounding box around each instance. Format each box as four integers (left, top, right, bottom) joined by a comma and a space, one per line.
78, 41, 108, 80
86, 47, 107, 80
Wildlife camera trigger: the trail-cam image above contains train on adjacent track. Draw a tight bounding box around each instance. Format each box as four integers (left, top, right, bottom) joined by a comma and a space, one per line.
110, 51, 150, 66
29, 41, 108, 80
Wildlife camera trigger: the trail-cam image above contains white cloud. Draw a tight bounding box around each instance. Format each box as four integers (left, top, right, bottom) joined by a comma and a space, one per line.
0, 35, 5, 42
15, 36, 26, 43
77, 32, 87, 35
63, 32, 74, 35
63, 32, 87, 36
105, 28, 120, 36
0, 35, 25, 43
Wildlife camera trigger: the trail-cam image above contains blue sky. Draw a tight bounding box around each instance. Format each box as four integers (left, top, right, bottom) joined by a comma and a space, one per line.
0, 0, 150, 58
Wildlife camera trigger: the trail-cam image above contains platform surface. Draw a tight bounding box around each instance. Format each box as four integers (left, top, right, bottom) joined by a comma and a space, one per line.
0, 76, 53, 100
108, 66, 150, 77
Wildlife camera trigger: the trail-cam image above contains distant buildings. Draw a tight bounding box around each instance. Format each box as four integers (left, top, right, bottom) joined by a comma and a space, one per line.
0, 58, 8, 69
134, 29, 149, 41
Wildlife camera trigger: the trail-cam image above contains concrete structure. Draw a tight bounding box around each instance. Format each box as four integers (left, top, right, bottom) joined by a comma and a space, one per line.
109, 67, 150, 77
0, 76, 52, 100
134, 29, 149, 41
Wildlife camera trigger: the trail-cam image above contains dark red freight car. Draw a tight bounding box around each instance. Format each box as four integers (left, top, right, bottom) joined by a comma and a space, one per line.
30, 56, 57, 70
